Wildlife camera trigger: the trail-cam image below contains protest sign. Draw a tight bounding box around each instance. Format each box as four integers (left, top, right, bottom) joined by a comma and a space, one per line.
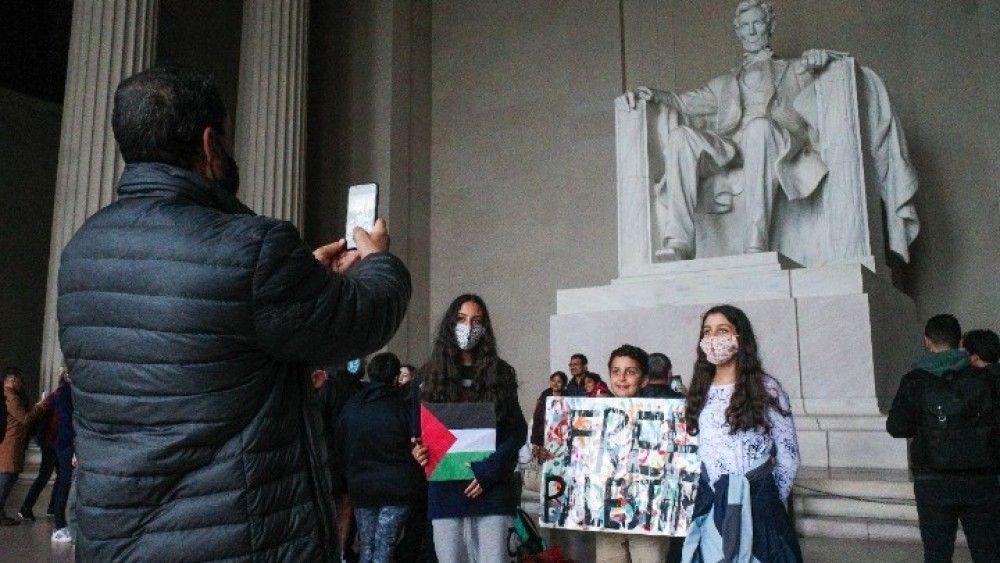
539, 396, 699, 536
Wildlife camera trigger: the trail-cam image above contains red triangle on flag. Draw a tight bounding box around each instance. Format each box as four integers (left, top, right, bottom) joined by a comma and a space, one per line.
420, 403, 457, 478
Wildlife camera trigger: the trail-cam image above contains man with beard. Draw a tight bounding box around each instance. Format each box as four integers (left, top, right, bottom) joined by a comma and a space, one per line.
56, 67, 411, 561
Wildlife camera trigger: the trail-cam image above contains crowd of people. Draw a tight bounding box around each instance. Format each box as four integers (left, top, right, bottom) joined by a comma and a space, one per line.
1, 63, 996, 563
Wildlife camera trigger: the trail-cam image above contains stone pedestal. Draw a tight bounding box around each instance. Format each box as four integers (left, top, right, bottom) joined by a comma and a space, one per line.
234, 0, 309, 227
38, 0, 160, 392
551, 254, 920, 470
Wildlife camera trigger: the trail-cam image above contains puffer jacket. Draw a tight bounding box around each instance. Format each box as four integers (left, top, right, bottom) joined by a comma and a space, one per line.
57, 163, 411, 562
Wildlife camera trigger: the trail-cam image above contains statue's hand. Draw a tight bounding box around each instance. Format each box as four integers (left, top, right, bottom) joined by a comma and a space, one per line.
625, 86, 655, 110
798, 49, 837, 73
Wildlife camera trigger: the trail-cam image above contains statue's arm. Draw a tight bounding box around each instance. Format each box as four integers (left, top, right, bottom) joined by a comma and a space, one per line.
629, 83, 718, 117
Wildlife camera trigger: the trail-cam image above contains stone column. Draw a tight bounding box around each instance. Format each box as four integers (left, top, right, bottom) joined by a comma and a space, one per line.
38, 0, 159, 392
234, 0, 309, 227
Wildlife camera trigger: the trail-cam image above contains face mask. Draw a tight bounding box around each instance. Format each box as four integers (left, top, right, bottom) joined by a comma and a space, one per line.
455, 323, 486, 351
700, 334, 739, 365
346, 359, 362, 375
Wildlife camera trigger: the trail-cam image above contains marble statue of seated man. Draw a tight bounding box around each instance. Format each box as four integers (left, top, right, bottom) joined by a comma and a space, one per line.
625, 0, 844, 260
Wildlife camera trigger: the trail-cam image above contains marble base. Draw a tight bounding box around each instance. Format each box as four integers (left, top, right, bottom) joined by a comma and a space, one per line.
551, 255, 920, 470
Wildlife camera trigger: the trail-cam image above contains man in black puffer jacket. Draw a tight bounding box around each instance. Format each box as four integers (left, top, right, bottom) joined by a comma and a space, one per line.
56, 67, 410, 561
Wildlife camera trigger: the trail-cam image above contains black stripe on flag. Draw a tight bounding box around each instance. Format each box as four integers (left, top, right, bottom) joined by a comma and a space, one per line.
422, 402, 495, 430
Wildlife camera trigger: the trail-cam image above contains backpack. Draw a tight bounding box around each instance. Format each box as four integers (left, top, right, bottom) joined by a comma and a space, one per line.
919, 368, 999, 471
508, 507, 547, 558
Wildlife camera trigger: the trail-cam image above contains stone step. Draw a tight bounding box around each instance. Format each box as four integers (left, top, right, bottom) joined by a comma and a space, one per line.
796, 514, 966, 546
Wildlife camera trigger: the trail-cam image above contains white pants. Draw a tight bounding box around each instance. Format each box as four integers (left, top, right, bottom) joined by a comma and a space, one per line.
433, 515, 513, 563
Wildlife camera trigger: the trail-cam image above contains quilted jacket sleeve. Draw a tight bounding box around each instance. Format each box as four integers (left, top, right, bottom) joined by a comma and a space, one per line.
252, 221, 411, 365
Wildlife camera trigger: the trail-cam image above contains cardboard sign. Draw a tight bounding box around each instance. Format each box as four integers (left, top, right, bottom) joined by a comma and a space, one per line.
539, 396, 699, 536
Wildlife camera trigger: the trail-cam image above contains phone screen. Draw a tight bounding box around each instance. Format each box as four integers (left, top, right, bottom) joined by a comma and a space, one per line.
345, 183, 378, 250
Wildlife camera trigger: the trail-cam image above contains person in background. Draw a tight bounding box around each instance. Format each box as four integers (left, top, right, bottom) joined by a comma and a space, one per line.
530, 371, 567, 463
682, 304, 802, 562
565, 353, 594, 396
47, 368, 75, 543
338, 352, 425, 563
18, 369, 61, 522
0, 368, 42, 526
582, 372, 611, 397
411, 294, 527, 563
643, 353, 685, 399
317, 359, 368, 562
398, 364, 416, 388
962, 329, 999, 371
887, 315, 1000, 562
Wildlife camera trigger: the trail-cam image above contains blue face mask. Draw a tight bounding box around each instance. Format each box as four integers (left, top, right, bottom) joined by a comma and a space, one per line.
346, 359, 362, 375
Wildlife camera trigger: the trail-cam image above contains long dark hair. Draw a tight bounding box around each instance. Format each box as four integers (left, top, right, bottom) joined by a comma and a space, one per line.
684, 304, 787, 435
420, 294, 518, 422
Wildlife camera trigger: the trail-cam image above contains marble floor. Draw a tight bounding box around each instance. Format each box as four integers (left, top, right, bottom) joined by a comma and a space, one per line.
0, 481, 975, 563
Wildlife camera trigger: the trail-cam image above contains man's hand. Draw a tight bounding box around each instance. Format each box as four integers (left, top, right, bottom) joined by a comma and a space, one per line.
532, 445, 554, 464
313, 239, 360, 273
411, 438, 429, 467
353, 218, 390, 260
464, 478, 484, 499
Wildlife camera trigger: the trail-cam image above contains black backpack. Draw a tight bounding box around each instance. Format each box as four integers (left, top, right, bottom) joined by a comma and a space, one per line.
919, 368, 999, 471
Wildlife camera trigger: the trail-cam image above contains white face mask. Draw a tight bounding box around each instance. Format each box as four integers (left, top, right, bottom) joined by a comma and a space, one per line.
700, 334, 739, 365
455, 323, 486, 351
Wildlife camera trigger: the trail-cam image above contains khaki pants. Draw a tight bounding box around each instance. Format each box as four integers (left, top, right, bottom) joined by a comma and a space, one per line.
595, 532, 670, 563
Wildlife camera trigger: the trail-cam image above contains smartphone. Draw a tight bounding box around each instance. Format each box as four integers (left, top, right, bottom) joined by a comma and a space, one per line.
345, 183, 378, 250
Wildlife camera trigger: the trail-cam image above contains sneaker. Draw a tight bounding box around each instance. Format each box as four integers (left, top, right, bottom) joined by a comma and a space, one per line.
17, 508, 36, 521
51, 527, 73, 543
0, 515, 20, 526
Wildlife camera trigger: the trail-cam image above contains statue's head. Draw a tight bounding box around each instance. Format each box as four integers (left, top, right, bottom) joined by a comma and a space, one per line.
732, 0, 775, 54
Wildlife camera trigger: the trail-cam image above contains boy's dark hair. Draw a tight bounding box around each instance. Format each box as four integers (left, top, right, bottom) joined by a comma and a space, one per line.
963, 329, 1000, 364
550, 371, 568, 385
112, 66, 227, 169
607, 344, 650, 376
648, 353, 672, 379
925, 314, 962, 349
367, 352, 402, 385
582, 372, 603, 385
2, 366, 23, 377
570, 353, 588, 365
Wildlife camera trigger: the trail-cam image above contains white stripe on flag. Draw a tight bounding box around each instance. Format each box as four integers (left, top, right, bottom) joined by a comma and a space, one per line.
450, 428, 496, 453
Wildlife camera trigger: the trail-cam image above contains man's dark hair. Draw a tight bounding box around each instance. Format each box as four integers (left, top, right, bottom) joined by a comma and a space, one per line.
570, 353, 588, 365
924, 314, 962, 349
550, 371, 568, 385
607, 344, 650, 376
367, 352, 402, 385
648, 353, 672, 380
2, 366, 23, 377
112, 66, 227, 169
963, 329, 1000, 364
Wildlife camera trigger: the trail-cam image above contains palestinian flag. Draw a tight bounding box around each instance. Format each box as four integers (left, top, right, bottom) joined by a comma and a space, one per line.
420, 402, 496, 481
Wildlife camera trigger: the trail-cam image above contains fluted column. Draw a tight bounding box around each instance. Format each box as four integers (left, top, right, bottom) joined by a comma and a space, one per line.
234, 0, 309, 227
38, 0, 159, 393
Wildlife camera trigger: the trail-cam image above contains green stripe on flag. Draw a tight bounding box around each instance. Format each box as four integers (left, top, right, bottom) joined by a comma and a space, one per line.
428, 450, 493, 481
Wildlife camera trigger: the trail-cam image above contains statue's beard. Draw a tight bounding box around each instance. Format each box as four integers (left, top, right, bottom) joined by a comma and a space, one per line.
741, 36, 769, 54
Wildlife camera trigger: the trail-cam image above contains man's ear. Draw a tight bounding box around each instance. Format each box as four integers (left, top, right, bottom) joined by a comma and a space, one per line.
200, 126, 218, 179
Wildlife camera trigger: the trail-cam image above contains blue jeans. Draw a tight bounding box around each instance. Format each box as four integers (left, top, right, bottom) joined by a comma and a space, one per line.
51, 448, 74, 529
355, 505, 410, 563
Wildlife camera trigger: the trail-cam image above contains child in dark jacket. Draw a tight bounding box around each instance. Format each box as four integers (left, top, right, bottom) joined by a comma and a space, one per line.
337, 353, 425, 563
